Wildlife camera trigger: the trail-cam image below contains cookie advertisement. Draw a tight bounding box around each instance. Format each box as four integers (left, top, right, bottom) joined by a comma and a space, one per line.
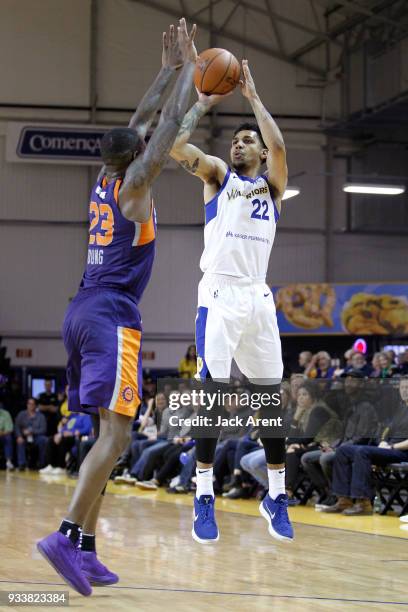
272, 283, 408, 335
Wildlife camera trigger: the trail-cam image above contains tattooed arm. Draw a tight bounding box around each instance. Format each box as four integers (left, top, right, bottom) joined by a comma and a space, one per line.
170, 92, 229, 184
119, 19, 197, 221
240, 60, 287, 204
128, 23, 183, 139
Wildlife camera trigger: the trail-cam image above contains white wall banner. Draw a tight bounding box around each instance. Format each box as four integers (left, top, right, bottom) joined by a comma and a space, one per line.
6, 122, 109, 165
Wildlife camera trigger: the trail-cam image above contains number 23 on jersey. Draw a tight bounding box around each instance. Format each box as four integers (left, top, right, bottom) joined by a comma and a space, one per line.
89, 201, 114, 246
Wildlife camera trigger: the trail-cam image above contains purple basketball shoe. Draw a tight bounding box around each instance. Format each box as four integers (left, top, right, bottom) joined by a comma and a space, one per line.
37, 532, 92, 596
80, 550, 119, 586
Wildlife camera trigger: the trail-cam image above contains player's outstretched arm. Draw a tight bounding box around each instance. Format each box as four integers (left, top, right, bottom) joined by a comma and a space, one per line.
240, 59, 287, 203
128, 23, 183, 139
120, 19, 197, 212
170, 91, 229, 183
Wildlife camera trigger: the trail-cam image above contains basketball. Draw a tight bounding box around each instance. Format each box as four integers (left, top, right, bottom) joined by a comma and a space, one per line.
194, 48, 240, 95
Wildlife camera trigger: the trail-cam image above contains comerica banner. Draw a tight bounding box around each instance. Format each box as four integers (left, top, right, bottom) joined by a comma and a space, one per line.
6, 122, 107, 165
272, 283, 408, 335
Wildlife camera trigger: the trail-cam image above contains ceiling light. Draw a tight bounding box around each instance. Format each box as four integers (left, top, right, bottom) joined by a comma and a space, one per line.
343, 183, 405, 195
282, 187, 300, 200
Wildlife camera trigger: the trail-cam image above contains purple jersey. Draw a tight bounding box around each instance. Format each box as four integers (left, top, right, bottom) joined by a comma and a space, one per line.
80, 175, 156, 304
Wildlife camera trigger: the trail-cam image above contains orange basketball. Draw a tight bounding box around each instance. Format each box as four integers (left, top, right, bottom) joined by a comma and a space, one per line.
194, 48, 240, 95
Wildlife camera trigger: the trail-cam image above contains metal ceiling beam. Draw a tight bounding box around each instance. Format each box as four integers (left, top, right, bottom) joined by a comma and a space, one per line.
290, 0, 402, 59
264, 0, 286, 55
230, 0, 342, 46
321, 0, 404, 28
131, 0, 326, 76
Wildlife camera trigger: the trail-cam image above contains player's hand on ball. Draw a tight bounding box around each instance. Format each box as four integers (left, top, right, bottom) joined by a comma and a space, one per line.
177, 17, 197, 64
196, 87, 234, 108
162, 24, 183, 69
239, 59, 257, 99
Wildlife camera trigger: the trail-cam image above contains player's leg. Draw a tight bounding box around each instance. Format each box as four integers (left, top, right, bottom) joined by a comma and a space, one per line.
79, 490, 119, 586
37, 409, 132, 596
192, 278, 243, 543
77, 414, 118, 586
234, 285, 293, 542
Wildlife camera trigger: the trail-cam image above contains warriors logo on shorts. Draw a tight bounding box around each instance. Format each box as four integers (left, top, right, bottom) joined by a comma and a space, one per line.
122, 386, 134, 403
197, 356, 204, 373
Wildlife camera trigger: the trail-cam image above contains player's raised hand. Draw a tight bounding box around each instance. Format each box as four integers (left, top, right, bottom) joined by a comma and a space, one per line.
177, 17, 197, 64
162, 24, 183, 69
196, 87, 234, 108
239, 59, 257, 99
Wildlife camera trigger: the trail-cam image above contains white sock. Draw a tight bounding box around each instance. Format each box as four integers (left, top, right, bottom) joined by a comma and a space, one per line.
195, 467, 214, 499
268, 468, 286, 500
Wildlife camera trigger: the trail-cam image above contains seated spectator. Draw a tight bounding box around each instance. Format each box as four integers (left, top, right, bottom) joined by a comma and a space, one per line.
178, 344, 197, 379
305, 352, 336, 380
398, 350, 408, 375
294, 351, 313, 375
40, 412, 92, 475
301, 370, 378, 506
285, 381, 342, 503
322, 377, 408, 515
0, 401, 14, 470
37, 379, 59, 436
371, 352, 397, 379
15, 398, 47, 470
343, 352, 373, 378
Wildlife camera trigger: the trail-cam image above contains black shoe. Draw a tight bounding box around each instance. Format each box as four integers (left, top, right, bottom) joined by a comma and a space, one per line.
18, 465, 26, 472
315, 494, 337, 510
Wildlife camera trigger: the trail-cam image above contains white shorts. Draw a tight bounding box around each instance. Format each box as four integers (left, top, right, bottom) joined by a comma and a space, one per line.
195, 273, 283, 382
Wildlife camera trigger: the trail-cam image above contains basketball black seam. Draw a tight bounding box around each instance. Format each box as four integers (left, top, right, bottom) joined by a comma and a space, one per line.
208, 53, 232, 94
202, 51, 232, 94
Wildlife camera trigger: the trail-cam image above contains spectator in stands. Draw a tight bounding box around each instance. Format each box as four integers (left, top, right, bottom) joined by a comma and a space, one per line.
142, 376, 156, 400
305, 351, 336, 379
285, 381, 342, 504
322, 377, 408, 515
290, 373, 304, 403
301, 370, 378, 506
15, 398, 47, 470
0, 401, 14, 470
371, 352, 397, 379
37, 379, 59, 436
343, 352, 373, 378
58, 385, 71, 419
295, 351, 313, 375
178, 344, 197, 379
39, 412, 92, 475
398, 350, 408, 375
370, 352, 381, 377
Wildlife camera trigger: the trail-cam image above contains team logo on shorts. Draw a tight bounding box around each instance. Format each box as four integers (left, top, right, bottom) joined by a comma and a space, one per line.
122, 386, 134, 403
197, 356, 204, 373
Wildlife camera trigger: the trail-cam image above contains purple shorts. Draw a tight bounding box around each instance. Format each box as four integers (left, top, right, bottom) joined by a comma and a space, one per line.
63, 288, 143, 418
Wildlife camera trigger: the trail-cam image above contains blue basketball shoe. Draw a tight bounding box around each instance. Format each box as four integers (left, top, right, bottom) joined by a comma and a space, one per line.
259, 493, 294, 542
192, 495, 219, 543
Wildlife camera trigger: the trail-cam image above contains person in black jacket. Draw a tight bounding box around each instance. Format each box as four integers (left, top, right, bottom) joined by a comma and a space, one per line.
301, 369, 378, 506
322, 377, 408, 515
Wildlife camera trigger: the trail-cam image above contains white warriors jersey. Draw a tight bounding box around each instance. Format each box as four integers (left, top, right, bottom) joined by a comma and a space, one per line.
200, 168, 279, 281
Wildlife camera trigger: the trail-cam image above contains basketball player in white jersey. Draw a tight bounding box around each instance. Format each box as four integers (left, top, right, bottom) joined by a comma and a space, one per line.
171, 60, 293, 543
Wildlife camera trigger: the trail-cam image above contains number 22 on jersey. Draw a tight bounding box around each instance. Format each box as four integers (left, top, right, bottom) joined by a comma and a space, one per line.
89, 202, 114, 246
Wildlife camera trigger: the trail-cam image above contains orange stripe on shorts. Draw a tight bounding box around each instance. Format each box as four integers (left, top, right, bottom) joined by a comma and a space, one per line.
112, 327, 141, 417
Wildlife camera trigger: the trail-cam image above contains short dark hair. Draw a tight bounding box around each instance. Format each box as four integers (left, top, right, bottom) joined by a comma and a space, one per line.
100, 128, 144, 165
233, 123, 266, 148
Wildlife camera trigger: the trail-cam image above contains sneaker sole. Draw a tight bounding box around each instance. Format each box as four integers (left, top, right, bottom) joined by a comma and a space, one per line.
259, 502, 293, 543
134, 482, 157, 490
191, 528, 219, 544
37, 541, 92, 597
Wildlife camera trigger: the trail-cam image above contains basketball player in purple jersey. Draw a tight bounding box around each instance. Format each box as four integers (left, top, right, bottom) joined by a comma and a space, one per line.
37, 19, 197, 596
